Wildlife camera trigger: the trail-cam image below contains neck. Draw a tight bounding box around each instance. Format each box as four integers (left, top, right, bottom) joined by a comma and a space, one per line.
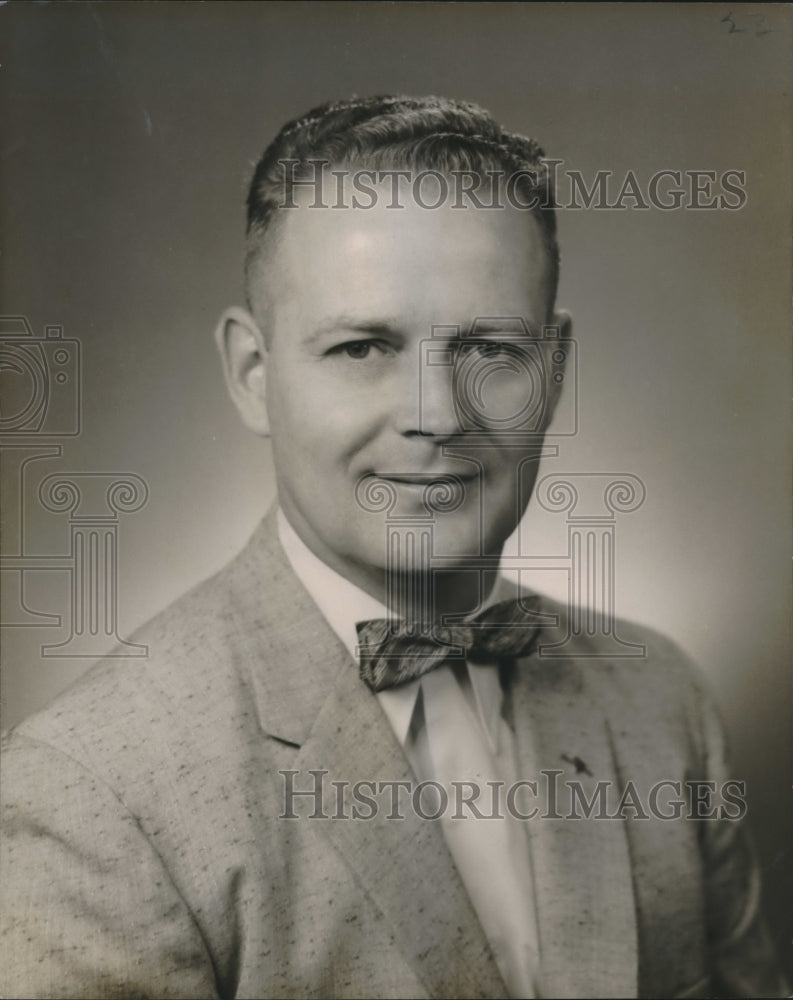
411, 567, 500, 622
278, 504, 502, 622
345, 559, 499, 623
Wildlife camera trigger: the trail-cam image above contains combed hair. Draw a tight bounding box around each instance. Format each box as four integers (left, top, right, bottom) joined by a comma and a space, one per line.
245, 94, 559, 310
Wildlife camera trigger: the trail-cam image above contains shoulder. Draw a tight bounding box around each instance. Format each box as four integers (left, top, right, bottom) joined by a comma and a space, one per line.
14, 560, 229, 735
4, 516, 284, 785
532, 590, 705, 682
522, 592, 723, 758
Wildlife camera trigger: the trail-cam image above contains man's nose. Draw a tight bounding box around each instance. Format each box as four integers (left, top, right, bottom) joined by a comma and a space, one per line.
397, 348, 461, 438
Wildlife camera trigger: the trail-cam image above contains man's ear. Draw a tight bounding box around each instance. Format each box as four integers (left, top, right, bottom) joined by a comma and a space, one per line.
552, 308, 573, 342
214, 306, 271, 436
543, 308, 574, 426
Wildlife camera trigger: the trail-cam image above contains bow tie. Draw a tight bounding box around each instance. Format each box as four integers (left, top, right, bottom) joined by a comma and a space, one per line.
356, 596, 542, 693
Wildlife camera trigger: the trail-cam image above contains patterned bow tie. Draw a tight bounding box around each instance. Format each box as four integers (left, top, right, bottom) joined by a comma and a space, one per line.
356, 596, 543, 693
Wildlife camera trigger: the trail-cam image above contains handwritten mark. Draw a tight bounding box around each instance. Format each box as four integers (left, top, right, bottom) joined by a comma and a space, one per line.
561, 753, 593, 778
720, 12, 744, 33
746, 11, 773, 36
721, 10, 773, 36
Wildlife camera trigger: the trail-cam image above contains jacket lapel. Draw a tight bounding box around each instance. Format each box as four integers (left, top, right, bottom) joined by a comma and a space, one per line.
224, 512, 508, 999
293, 650, 509, 999
510, 653, 638, 998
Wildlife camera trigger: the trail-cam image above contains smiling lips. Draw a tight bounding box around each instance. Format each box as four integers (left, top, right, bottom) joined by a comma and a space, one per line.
375, 472, 478, 486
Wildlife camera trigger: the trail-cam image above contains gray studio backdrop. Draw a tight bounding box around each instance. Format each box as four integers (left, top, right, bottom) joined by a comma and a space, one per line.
1, 1, 791, 976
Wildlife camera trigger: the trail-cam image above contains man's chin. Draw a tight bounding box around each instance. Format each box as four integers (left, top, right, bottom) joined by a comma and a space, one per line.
326, 512, 514, 581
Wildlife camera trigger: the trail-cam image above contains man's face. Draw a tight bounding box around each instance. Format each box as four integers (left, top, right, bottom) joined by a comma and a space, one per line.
249, 181, 561, 593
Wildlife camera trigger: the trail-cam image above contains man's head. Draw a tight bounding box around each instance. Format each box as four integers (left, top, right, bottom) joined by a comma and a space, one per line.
243, 94, 560, 320
216, 95, 571, 605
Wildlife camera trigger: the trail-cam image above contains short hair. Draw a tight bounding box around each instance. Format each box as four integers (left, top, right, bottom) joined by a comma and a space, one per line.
245, 94, 559, 313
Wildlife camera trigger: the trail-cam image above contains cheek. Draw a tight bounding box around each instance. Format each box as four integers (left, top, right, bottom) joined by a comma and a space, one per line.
478, 450, 532, 513
267, 379, 377, 477
291, 380, 388, 450
266, 363, 324, 439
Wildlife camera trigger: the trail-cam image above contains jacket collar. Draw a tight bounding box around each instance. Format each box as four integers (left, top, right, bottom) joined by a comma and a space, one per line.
221, 507, 351, 747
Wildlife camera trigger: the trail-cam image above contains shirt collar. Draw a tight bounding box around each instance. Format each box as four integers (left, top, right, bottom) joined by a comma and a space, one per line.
276, 507, 391, 661
276, 508, 505, 750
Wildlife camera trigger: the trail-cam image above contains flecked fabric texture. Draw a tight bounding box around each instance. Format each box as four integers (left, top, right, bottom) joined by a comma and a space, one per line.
1, 509, 787, 999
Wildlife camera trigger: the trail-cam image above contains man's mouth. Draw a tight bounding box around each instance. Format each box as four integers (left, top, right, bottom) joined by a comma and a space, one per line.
375, 471, 478, 486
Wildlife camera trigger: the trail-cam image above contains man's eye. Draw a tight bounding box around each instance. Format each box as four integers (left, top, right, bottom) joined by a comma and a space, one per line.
459, 340, 513, 359
343, 341, 373, 360
328, 340, 391, 361
478, 342, 508, 359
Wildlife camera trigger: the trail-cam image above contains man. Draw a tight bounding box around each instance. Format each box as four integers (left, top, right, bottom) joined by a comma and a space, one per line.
0, 95, 786, 998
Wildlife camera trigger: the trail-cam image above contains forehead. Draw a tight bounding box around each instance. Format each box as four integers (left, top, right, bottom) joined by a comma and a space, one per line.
253, 181, 551, 323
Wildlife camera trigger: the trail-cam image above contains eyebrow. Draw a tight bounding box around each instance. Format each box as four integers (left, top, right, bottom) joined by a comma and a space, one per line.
463, 318, 542, 337
304, 315, 544, 344
305, 317, 403, 343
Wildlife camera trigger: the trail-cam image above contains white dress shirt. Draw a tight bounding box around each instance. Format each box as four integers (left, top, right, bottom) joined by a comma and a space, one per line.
277, 509, 541, 997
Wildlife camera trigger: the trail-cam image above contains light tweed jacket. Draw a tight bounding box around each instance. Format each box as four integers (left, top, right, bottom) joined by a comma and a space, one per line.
0, 510, 786, 998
